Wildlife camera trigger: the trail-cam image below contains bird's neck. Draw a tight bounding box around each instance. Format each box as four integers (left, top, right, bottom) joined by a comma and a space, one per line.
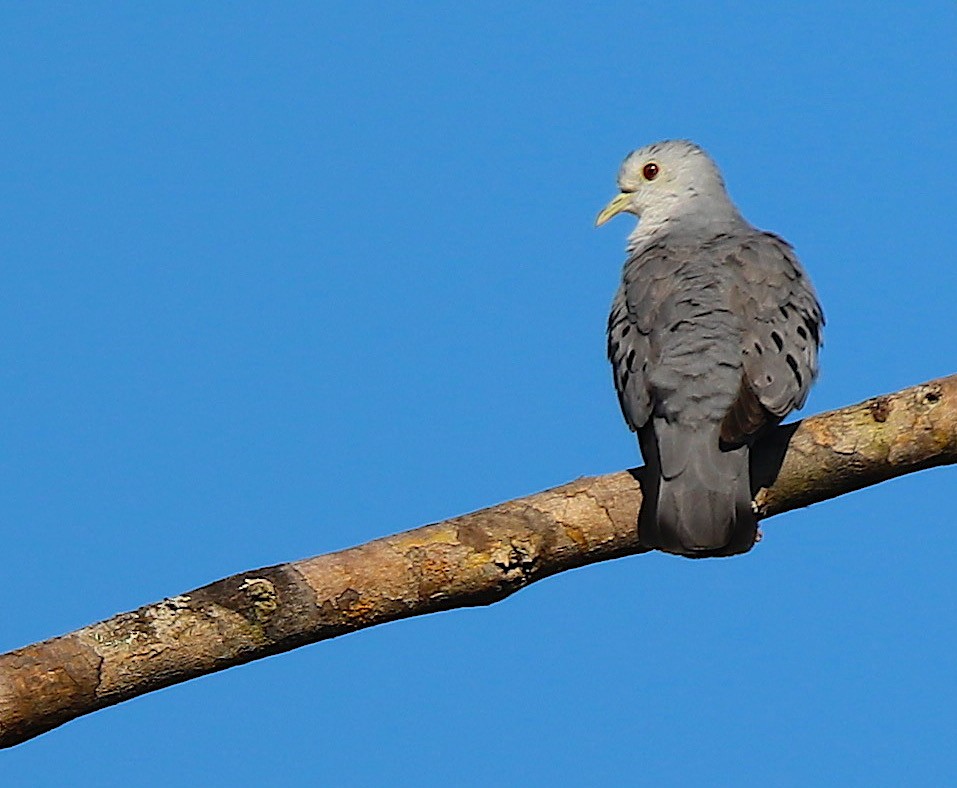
628, 193, 744, 248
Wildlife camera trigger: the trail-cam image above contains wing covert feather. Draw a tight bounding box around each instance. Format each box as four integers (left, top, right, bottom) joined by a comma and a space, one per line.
731, 232, 824, 420
607, 286, 651, 432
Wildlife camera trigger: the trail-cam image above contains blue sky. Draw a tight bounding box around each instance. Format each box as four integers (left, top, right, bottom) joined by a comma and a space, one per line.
3, 3, 956, 784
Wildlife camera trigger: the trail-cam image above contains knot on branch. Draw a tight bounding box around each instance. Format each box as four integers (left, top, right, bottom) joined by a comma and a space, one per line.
238, 578, 278, 620
491, 538, 539, 585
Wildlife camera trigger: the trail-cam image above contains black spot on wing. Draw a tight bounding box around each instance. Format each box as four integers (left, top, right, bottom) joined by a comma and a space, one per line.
785, 353, 803, 389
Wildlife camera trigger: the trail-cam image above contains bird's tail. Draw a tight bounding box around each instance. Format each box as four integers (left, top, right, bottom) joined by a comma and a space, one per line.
638, 419, 756, 557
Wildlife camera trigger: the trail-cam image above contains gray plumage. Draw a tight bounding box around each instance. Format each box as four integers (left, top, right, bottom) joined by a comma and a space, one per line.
599, 141, 823, 557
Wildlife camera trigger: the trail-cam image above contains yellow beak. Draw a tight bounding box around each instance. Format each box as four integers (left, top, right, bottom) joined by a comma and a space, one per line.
595, 192, 634, 227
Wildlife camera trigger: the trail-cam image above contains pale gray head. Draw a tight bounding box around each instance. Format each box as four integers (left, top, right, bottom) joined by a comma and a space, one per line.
596, 140, 741, 233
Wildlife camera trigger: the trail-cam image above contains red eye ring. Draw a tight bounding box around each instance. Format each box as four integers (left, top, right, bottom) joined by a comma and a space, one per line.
642, 162, 660, 180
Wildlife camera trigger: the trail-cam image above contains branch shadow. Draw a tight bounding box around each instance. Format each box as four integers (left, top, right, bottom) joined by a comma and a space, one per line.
750, 420, 802, 496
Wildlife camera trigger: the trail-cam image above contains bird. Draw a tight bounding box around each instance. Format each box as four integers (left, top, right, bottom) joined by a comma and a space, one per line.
597, 140, 824, 557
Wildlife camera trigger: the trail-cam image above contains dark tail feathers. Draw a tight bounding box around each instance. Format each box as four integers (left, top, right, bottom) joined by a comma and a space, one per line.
638, 420, 757, 558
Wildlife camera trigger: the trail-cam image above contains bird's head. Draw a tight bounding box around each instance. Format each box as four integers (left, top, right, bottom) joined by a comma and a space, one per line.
596, 140, 733, 229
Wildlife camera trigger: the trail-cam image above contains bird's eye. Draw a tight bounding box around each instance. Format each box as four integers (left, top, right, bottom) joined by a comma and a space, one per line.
642, 162, 660, 180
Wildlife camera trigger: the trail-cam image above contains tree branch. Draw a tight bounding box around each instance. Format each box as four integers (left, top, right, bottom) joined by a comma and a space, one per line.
3, 375, 956, 748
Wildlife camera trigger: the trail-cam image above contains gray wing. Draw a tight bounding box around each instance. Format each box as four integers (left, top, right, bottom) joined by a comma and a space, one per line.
722, 231, 824, 442
608, 284, 651, 432
608, 237, 743, 434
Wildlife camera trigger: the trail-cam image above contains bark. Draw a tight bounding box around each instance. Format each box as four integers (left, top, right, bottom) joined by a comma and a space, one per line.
2, 375, 956, 749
